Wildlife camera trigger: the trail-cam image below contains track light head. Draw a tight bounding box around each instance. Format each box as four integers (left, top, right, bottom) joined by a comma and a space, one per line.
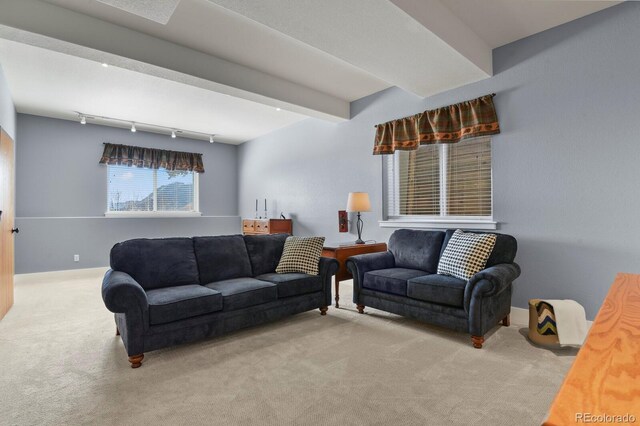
209, 135, 215, 144
131, 122, 136, 133
171, 130, 176, 139
80, 115, 86, 125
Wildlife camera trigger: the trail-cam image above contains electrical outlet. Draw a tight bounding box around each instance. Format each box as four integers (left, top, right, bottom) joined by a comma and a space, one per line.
74, 254, 80, 262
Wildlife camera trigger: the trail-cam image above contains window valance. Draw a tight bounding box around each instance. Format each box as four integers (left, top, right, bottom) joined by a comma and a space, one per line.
98, 143, 205, 173
373, 94, 500, 155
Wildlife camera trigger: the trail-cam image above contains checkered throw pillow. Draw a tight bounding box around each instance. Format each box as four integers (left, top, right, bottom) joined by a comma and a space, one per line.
276, 236, 325, 275
437, 230, 496, 280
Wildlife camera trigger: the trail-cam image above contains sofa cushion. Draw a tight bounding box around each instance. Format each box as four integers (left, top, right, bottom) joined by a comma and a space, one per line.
110, 238, 199, 290
257, 273, 323, 298
437, 230, 496, 280
193, 235, 253, 283
388, 229, 445, 273
276, 236, 325, 275
407, 274, 467, 307
205, 278, 277, 311
146, 285, 223, 325
363, 268, 427, 296
441, 229, 517, 268
244, 234, 289, 276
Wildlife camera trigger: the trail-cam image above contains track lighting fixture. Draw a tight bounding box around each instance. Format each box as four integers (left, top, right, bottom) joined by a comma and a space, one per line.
75, 111, 217, 143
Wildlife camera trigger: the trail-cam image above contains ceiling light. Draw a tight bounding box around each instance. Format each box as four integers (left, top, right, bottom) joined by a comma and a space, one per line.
171, 130, 176, 139
209, 135, 215, 144
101, 63, 109, 68
276, 108, 281, 111
80, 115, 86, 125
131, 122, 136, 133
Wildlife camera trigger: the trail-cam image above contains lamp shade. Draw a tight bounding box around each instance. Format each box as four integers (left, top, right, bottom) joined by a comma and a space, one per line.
346, 192, 371, 212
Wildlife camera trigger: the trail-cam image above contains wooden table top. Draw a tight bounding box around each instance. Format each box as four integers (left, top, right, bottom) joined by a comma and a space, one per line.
323, 241, 387, 250
544, 273, 640, 425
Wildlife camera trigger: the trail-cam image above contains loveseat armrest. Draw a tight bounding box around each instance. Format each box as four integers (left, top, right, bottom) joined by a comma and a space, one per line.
464, 263, 521, 311
319, 257, 339, 307
346, 251, 396, 297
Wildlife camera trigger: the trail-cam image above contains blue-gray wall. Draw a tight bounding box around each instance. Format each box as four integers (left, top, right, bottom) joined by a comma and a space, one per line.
15, 114, 240, 273
239, 2, 640, 319
0, 64, 16, 139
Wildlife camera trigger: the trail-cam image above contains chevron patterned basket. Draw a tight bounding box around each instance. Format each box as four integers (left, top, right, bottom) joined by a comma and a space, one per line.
527, 299, 560, 347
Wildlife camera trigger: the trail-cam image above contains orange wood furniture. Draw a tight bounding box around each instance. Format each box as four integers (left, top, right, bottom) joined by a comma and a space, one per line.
242, 219, 292, 235
322, 242, 387, 308
544, 273, 640, 425
0, 128, 15, 321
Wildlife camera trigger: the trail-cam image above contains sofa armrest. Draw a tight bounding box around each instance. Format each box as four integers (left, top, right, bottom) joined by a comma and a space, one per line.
319, 257, 339, 307
464, 263, 521, 311
102, 270, 150, 333
346, 251, 396, 297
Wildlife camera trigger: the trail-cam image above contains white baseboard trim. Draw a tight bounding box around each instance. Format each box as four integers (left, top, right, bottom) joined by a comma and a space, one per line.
15, 266, 109, 282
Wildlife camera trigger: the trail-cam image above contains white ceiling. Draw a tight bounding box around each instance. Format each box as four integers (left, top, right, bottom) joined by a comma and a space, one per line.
0, 39, 308, 144
43, 0, 391, 102
0, 0, 622, 144
441, 0, 621, 49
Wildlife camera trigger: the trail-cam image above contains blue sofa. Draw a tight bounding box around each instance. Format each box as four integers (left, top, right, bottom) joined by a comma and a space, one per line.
346, 229, 520, 348
101, 234, 338, 368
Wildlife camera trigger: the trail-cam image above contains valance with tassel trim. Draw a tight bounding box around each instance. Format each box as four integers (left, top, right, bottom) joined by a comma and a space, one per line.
99, 143, 205, 173
373, 94, 500, 155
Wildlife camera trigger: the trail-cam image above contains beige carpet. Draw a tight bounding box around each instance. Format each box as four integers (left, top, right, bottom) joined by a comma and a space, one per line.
0, 269, 577, 426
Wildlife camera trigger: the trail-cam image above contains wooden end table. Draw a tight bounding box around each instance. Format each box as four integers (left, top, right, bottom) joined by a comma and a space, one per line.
322, 241, 387, 308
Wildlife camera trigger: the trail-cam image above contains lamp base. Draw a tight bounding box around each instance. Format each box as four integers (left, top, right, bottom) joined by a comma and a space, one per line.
355, 238, 365, 245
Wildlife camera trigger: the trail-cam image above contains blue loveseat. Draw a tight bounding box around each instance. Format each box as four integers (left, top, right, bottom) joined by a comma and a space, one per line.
102, 234, 338, 368
346, 229, 520, 348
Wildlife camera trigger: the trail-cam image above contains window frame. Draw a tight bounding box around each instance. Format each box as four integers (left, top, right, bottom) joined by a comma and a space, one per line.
104, 165, 201, 218
380, 141, 497, 230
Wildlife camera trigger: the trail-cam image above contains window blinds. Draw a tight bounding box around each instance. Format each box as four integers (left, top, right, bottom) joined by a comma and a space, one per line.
384, 138, 492, 218
446, 138, 492, 216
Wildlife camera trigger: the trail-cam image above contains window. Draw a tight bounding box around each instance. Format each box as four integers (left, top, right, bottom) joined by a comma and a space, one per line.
382, 137, 494, 229
106, 165, 200, 217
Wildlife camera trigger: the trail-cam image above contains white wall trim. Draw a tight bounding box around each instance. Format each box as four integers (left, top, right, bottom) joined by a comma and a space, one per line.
379, 219, 497, 230
16, 215, 240, 219
15, 266, 109, 281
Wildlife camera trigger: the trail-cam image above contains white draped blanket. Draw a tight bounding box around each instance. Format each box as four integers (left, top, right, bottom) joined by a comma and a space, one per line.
544, 299, 589, 347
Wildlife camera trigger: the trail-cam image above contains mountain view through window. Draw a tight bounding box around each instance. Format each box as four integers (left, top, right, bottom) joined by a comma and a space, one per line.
107, 165, 197, 213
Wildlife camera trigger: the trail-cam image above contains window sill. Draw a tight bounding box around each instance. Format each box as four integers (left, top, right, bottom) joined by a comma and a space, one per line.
105, 211, 203, 218
379, 218, 497, 230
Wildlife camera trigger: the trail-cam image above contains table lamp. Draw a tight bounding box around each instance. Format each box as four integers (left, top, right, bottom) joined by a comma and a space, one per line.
346, 192, 371, 244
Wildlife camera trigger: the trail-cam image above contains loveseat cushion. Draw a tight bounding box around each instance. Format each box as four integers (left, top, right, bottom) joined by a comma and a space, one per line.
110, 238, 199, 290
363, 268, 427, 296
257, 273, 323, 298
407, 274, 467, 307
146, 285, 223, 325
205, 278, 277, 311
193, 235, 253, 283
388, 229, 445, 273
244, 234, 289, 276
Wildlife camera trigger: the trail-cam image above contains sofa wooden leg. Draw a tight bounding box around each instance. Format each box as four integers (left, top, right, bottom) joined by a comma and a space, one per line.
116, 327, 120, 336
471, 335, 484, 349
502, 314, 511, 327
356, 304, 365, 314
128, 354, 144, 368
319, 306, 328, 316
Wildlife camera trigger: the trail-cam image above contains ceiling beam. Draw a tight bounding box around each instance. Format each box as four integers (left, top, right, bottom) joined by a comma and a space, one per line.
0, 0, 349, 122
205, 0, 492, 98
390, 0, 492, 76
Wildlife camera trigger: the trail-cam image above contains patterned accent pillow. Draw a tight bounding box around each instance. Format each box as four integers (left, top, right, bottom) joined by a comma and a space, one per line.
437, 230, 496, 280
276, 236, 326, 275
